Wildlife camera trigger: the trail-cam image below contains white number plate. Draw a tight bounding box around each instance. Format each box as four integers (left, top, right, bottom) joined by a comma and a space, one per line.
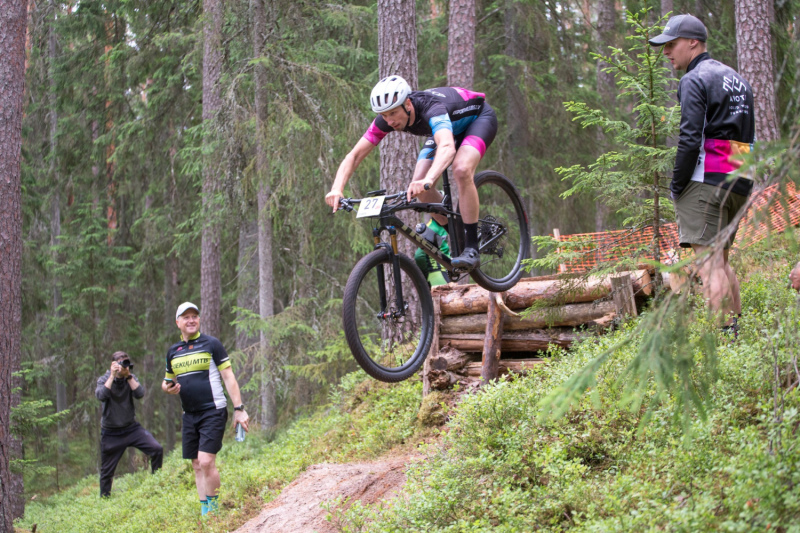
356, 195, 386, 218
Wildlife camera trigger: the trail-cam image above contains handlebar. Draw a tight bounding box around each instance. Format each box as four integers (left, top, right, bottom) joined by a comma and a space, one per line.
338, 191, 410, 213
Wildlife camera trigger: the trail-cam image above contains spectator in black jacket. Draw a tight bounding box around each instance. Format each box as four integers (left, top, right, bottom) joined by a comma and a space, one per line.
649, 14, 755, 333
95, 351, 163, 497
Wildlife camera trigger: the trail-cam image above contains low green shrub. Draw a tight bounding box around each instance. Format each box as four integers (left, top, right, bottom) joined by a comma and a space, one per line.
17, 374, 424, 532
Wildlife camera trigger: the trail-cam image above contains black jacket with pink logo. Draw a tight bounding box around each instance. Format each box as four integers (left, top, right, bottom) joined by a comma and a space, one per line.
673, 53, 755, 197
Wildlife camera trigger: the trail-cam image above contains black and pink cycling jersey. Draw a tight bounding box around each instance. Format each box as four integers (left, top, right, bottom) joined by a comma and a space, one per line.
363, 87, 498, 160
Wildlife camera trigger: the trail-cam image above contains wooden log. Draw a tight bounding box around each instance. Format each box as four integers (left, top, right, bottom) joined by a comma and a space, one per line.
427, 345, 473, 372
428, 357, 548, 390
441, 300, 616, 334
440, 328, 583, 352
481, 293, 504, 383
464, 359, 547, 378
611, 274, 638, 318
434, 269, 652, 316
425, 345, 477, 391
422, 294, 442, 396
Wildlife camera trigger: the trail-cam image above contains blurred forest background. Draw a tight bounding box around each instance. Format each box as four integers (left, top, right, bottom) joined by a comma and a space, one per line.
9, 0, 799, 503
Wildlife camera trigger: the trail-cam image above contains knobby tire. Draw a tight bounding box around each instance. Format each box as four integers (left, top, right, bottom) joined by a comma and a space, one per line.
343, 249, 434, 382
460, 170, 531, 292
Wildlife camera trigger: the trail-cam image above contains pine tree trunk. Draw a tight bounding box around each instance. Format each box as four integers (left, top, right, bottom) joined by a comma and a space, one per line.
734, 0, 779, 141
378, 0, 419, 208
253, 0, 277, 430
163, 250, 178, 453
0, 0, 28, 528
49, 0, 69, 457
447, 0, 475, 88
235, 217, 259, 353
377, 0, 421, 337
201, 0, 224, 337
594, 0, 616, 231
596, 0, 616, 105
163, 145, 180, 453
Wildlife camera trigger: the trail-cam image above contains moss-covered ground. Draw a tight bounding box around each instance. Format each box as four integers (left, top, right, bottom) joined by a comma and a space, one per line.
16, 236, 800, 532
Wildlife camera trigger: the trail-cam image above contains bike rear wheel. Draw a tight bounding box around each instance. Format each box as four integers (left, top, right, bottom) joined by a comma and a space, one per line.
461, 170, 530, 292
343, 249, 434, 382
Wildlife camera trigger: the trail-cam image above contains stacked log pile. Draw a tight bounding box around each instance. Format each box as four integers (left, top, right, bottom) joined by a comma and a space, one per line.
422, 270, 652, 393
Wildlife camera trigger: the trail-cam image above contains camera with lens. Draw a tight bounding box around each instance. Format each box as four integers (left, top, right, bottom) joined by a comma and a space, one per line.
119, 359, 134, 370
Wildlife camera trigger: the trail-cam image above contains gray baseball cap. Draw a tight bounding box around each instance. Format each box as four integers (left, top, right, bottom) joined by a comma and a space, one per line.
175, 301, 200, 320
648, 14, 707, 45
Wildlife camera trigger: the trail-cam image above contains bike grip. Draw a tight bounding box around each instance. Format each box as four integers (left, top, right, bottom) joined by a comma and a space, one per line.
423, 183, 430, 190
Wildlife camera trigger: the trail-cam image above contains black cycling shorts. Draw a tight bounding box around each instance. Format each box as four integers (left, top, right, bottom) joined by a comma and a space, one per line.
182, 407, 228, 459
418, 103, 498, 161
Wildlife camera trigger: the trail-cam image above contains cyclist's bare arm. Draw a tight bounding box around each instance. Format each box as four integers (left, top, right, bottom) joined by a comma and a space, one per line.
407, 129, 456, 200
327, 138, 375, 212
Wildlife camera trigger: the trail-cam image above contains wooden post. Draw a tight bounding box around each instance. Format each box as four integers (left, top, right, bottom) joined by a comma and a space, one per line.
422, 294, 441, 396
553, 228, 567, 273
610, 274, 638, 318
481, 293, 505, 383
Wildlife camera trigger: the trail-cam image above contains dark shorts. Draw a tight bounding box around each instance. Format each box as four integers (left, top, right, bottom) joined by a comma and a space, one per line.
674, 181, 748, 249
182, 407, 228, 459
419, 103, 498, 161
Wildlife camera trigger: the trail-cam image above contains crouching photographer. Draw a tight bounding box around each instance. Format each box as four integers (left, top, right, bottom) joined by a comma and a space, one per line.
95, 351, 163, 497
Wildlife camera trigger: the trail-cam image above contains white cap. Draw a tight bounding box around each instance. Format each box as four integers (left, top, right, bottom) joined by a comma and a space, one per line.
175, 302, 200, 320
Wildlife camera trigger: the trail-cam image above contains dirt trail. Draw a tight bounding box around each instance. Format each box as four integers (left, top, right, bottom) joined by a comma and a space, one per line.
234, 456, 416, 533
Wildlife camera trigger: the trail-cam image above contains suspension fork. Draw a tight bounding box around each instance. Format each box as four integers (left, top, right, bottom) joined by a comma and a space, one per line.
388, 226, 406, 316
373, 227, 406, 319
373, 228, 389, 316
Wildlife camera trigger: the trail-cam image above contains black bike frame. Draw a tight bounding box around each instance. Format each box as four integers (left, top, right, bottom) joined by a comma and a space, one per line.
375, 169, 464, 273
355, 169, 505, 318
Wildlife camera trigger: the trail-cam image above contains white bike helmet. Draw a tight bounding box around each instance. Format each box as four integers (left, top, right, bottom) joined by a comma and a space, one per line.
369, 76, 412, 113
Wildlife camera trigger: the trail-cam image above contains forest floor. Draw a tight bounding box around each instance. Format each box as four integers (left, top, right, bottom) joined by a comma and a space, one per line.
234, 454, 420, 533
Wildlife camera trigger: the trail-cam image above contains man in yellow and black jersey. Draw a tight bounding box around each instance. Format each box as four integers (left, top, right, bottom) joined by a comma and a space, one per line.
162, 301, 249, 516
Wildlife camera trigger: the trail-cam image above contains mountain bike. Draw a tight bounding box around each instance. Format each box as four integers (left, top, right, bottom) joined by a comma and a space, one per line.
337, 169, 530, 382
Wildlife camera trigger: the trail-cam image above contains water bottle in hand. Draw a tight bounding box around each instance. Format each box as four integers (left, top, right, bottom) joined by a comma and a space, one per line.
235, 422, 245, 442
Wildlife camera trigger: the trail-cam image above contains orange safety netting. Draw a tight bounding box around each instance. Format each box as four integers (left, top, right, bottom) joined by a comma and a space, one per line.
554, 182, 800, 273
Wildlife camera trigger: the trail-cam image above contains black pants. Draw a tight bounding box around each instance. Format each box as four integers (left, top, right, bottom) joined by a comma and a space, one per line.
100, 422, 163, 497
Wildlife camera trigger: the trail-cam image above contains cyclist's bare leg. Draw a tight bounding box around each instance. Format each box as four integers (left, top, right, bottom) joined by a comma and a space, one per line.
411, 159, 447, 226
451, 145, 481, 224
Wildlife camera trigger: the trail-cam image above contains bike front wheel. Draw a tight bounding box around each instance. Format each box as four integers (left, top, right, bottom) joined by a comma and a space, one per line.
343, 249, 434, 382
462, 170, 531, 292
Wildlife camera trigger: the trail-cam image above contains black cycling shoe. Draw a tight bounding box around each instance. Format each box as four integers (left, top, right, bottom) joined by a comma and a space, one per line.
451, 248, 480, 271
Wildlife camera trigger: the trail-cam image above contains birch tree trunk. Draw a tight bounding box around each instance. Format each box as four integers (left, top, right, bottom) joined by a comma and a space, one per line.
447, 0, 475, 88
253, 0, 277, 430
201, 0, 224, 337
0, 0, 28, 527
734, 0, 779, 141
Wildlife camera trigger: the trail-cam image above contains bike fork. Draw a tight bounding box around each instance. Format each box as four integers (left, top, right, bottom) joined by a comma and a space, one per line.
388, 227, 406, 316
373, 227, 406, 319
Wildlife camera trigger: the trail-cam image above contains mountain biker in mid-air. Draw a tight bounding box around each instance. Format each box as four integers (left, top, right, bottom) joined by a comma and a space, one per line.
325, 75, 498, 278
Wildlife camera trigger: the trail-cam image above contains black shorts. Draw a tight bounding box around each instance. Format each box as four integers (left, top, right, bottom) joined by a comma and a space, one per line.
418, 103, 498, 161
182, 407, 228, 459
